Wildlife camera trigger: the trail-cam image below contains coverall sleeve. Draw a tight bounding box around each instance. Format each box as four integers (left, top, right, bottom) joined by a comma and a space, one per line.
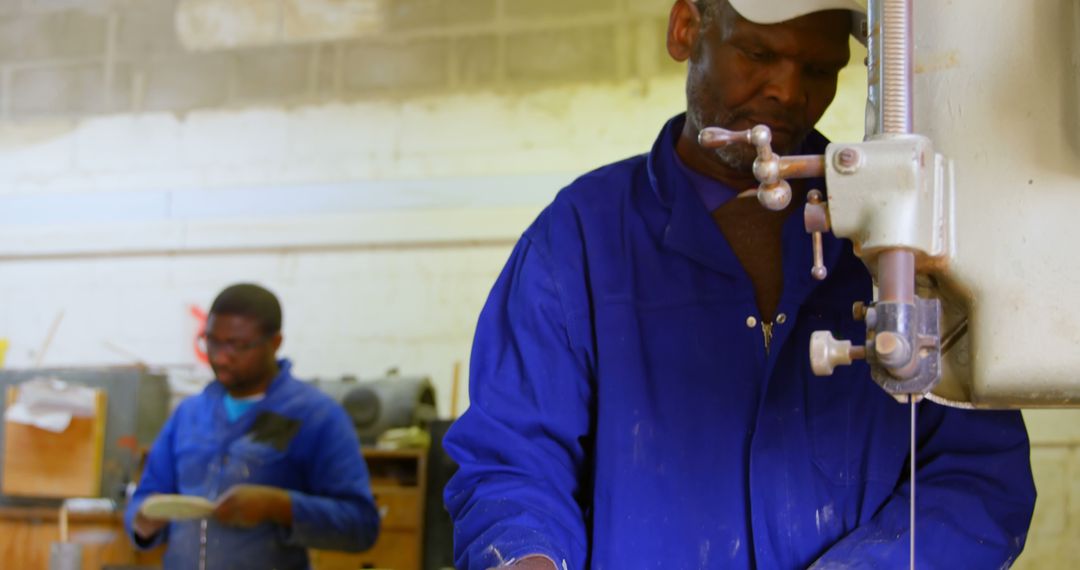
813, 404, 1036, 568
283, 404, 381, 551
443, 234, 594, 570
124, 410, 179, 550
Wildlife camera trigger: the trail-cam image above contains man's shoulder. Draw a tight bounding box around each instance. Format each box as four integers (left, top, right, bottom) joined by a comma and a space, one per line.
277, 374, 338, 405
157, 388, 218, 438
525, 153, 649, 240
272, 375, 349, 424
556, 153, 648, 206
174, 384, 219, 415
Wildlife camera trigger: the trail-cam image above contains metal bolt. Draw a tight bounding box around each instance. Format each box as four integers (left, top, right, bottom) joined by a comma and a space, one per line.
834, 147, 862, 174
838, 148, 858, 165
876, 332, 901, 355
875, 331, 911, 367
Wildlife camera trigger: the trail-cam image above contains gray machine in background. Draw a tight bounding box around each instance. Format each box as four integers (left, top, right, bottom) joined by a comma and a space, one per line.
0, 367, 170, 502
312, 370, 437, 445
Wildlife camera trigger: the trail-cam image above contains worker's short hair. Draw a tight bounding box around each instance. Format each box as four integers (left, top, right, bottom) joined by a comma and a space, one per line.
209, 283, 283, 336
695, 0, 723, 26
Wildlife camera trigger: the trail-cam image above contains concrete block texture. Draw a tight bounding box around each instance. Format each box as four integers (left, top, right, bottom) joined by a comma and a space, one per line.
1025, 409, 1080, 445
342, 39, 449, 94
1014, 417, 1080, 570
136, 54, 233, 112
282, 0, 382, 43
10, 62, 129, 116
640, 17, 682, 77
503, 0, 619, 19
116, 0, 184, 57
0, 10, 107, 61
505, 24, 618, 84
450, 35, 498, 87
20, 0, 111, 14
0, 0, 684, 119
1030, 448, 1069, 535
176, 0, 280, 51
233, 45, 312, 103
625, 0, 673, 16
178, 0, 387, 49
1014, 444, 1080, 569
384, 0, 495, 30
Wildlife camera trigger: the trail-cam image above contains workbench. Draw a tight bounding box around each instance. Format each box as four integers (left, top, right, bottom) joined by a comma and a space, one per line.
0, 447, 427, 570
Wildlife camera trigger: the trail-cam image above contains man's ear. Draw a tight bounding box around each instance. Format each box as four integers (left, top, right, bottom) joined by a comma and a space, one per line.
270, 332, 283, 353
667, 0, 703, 63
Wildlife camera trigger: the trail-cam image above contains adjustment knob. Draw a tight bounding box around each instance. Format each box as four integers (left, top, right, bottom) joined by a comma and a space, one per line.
810, 330, 865, 376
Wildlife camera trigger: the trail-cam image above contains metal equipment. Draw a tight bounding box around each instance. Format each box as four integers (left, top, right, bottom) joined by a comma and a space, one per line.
312, 371, 437, 445
700, 0, 1080, 409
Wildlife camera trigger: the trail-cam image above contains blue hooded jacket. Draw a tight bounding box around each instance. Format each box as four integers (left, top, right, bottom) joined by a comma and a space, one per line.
444, 116, 1036, 569
125, 359, 380, 569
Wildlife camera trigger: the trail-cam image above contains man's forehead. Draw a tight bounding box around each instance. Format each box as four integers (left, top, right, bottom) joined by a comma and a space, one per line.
206, 313, 261, 332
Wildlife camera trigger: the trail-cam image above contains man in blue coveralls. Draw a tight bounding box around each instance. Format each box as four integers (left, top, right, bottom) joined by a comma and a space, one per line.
444, 1, 1036, 569
125, 283, 380, 569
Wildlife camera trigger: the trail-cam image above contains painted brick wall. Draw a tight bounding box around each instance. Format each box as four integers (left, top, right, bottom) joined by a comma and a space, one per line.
0, 0, 679, 120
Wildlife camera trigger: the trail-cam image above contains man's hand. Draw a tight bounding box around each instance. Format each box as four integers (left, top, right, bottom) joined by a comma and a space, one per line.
132, 499, 169, 541
212, 484, 292, 528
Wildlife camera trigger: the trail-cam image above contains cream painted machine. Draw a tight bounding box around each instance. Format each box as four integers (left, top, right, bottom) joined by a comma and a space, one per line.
702, 0, 1080, 409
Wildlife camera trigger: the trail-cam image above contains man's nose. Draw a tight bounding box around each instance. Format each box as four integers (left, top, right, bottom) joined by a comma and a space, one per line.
762, 60, 807, 108
209, 348, 232, 366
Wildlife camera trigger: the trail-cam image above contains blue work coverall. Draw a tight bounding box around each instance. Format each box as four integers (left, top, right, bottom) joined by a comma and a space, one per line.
125, 359, 380, 569
444, 116, 1036, 569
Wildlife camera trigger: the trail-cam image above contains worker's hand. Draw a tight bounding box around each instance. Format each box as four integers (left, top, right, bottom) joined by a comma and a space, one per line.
133, 497, 168, 540
212, 484, 292, 528
487, 555, 558, 570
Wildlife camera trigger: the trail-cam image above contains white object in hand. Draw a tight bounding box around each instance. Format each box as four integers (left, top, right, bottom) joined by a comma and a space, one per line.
140, 495, 215, 521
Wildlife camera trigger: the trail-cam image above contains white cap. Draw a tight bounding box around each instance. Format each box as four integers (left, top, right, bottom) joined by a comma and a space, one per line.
728, 0, 867, 44
728, 0, 866, 24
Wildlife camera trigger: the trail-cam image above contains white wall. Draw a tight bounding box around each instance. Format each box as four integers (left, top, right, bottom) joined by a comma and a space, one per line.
0, 77, 692, 416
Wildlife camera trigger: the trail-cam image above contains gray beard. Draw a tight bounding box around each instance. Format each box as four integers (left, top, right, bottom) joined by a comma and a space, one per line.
686, 105, 757, 173
712, 139, 757, 173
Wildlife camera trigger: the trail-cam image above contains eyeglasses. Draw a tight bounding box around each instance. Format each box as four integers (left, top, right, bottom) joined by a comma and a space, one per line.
198, 334, 269, 356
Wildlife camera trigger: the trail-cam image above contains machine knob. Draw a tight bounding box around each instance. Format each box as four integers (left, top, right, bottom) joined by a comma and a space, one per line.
698, 124, 826, 212
810, 330, 865, 376
804, 189, 830, 280
757, 178, 793, 211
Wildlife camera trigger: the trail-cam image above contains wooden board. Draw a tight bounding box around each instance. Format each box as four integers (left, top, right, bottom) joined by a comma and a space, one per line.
2, 386, 107, 498
372, 487, 422, 531
311, 448, 428, 570
310, 530, 418, 570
